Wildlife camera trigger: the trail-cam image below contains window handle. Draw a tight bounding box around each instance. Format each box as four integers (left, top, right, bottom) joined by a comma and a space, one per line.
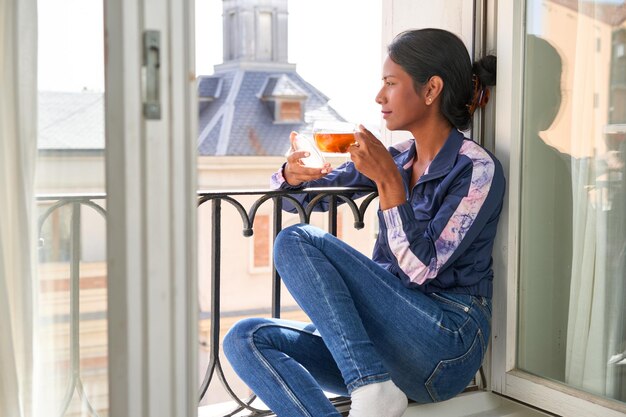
143, 30, 161, 119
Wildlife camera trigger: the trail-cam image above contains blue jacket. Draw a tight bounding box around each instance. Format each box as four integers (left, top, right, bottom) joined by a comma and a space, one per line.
271, 129, 506, 298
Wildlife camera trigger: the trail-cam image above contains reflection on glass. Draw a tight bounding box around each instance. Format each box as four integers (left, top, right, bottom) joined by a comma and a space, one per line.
36, 0, 107, 415
519, 0, 626, 404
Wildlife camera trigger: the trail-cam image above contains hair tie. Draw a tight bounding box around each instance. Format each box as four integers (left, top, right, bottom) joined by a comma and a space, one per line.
467, 74, 490, 115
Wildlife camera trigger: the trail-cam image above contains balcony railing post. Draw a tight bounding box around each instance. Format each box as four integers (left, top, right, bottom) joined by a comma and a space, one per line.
55, 202, 82, 416
70, 202, 81, 379
37, 198, 101, 417
210, 198, 222, 363
198, 197, 222, 401
328, 195, 338, 236
271, 197, 283, 319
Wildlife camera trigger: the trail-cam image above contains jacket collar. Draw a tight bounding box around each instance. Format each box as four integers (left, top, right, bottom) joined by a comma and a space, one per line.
401, 129, 465, 184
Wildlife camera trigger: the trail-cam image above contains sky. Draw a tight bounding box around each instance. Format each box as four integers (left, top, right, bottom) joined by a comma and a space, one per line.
38, 0, 383, 128
37, 0, 105, 92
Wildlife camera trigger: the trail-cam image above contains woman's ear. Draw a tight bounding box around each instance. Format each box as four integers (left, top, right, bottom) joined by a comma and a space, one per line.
424, 76, 444, 105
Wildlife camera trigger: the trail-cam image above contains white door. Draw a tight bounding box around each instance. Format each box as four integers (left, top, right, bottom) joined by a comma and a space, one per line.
105, 1, 198, 416
27, 0, 196, 416
492, 1, 626, 416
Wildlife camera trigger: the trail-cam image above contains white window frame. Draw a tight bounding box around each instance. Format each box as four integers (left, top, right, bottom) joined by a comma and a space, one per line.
104, 0, 197, 416
492, 2, 626, 416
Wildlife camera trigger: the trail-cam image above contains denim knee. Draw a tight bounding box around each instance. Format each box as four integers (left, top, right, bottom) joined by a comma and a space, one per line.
223, 317, 267, 364
274, 223, 307, 246
274, 223, 312, 265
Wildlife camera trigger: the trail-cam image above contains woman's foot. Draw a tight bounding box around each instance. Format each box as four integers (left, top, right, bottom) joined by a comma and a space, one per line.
348, 379, 408, 417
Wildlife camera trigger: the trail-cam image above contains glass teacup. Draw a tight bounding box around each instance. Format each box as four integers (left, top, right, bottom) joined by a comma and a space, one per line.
292, 133, 326, 168
312, 121, 357, 155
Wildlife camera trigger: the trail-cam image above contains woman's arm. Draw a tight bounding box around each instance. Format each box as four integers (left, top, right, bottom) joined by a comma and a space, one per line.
379, 142, 505, 286
270, 132, 376, 212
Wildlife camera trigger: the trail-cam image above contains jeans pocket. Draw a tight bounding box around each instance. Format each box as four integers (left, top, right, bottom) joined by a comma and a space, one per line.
424, 331, 484, 402
473, 296, 492, 322
430, 292, 472, 312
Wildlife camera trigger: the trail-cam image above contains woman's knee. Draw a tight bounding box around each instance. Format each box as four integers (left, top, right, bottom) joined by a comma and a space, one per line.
223, 317, 268, 362
274, 224, 317, 265
275, 223, 309, 248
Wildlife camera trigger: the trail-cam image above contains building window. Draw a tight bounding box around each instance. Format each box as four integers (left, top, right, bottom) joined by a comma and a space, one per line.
228, 12, 237, 61
278, 100, 303, 122
252, 214, 270, 269
259, 75, 307, 123
257, 11, 273, 61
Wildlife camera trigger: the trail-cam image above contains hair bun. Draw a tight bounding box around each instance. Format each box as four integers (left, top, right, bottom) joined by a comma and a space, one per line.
472, 55, 497, 87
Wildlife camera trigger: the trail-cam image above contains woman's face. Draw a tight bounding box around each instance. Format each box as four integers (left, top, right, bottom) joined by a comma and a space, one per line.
375, 56, 427, 132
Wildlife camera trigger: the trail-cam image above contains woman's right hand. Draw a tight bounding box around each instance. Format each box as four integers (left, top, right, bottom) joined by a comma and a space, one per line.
283, 131, 332, 186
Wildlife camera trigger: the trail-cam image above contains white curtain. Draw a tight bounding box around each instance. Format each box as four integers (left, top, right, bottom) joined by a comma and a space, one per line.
566, 155, 626, 398
566, 158, 606, 394
0, 0, 38, 416
566, 154, 626, 400
564, 4, 626, 399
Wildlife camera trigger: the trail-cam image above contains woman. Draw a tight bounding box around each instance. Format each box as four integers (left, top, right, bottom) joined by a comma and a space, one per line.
224, 28, 505, 417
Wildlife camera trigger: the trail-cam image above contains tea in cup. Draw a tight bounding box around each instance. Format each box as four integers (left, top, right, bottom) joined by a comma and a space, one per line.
312, 121, 357, 154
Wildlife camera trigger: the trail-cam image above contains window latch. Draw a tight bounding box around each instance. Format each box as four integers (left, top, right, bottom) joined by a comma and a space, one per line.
142, 30, 161, 119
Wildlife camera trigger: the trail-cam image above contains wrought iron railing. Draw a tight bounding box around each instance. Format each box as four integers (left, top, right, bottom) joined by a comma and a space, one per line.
36, 187, 378, 417
37, 187, 487, 417
37, 193, 107, 417
196, 187, 378, 416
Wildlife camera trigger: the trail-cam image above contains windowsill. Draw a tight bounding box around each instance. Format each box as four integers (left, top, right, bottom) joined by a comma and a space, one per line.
198, 391, 551, 417
402, 391, 550, 417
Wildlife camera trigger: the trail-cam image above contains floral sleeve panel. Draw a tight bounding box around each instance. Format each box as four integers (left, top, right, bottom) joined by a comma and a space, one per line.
382, 140, 496, 285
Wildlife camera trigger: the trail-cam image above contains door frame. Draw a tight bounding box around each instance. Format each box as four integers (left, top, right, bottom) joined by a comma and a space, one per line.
104, 0, 198, 416
491, 1, 626, 416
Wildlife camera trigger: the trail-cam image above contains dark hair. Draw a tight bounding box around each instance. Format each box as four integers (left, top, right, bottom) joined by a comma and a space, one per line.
387, 28, 497, 131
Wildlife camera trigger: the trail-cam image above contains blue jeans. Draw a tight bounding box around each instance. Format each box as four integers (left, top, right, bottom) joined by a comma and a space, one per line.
223, 224, 491, 417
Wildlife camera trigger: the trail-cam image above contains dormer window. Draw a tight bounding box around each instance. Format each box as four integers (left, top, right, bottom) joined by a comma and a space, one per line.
278, 100, 302, 122
260, 75, 308, 123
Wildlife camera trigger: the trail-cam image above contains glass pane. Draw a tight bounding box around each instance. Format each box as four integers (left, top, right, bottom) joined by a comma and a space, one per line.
518, 0, 626, 404
36, 0, 108, 415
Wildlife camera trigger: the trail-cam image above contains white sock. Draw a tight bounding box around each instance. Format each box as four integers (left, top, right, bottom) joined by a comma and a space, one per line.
348, 379, 408, 417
